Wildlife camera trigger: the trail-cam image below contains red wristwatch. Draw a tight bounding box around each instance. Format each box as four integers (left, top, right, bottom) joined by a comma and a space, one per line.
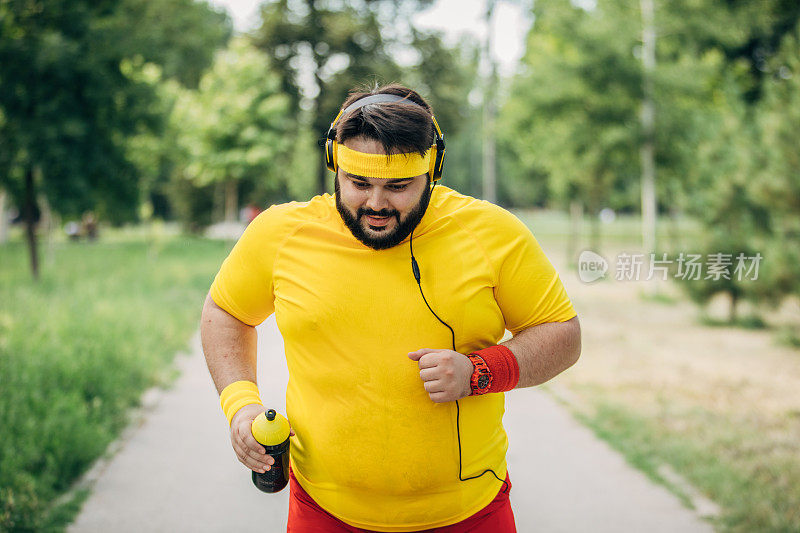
466, 353, 492, 395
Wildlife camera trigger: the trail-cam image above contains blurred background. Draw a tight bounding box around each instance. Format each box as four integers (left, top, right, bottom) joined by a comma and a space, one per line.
1, 0, 798, 531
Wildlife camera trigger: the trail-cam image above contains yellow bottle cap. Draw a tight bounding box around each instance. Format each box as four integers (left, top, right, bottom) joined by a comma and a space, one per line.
251, 409, 291, 446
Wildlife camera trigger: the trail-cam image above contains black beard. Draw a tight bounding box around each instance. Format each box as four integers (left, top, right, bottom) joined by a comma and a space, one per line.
335, 177, 432, 250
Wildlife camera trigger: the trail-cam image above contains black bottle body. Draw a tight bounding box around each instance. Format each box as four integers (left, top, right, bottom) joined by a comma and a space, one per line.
252, 438, 290, 493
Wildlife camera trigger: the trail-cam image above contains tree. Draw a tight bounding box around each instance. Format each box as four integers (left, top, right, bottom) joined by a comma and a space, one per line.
499, 0, 759, 261
400, 32, 482, 197
678, 79, 771, 321
667, 4, 800, 321
499, 0, 642, 258
0, 0, 230, 278
753, 22, 800, 307
250, 0, 439, 196
169, 37, 294, 228
109, 0, 232, 89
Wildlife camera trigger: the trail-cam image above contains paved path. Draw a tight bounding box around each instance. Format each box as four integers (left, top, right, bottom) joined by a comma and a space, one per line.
69, 317, 715, 532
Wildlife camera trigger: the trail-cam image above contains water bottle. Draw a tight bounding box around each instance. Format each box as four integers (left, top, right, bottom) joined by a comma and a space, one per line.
250, 408, 291, 493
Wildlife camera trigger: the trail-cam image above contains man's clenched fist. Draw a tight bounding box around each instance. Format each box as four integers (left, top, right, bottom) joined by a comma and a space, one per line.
408, 348, 473, 403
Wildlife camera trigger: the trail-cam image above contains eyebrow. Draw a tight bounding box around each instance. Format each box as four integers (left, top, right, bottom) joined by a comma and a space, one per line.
344, 172, 413, 184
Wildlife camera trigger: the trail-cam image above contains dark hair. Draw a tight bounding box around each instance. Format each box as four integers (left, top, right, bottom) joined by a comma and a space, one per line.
335, 83, 435, 158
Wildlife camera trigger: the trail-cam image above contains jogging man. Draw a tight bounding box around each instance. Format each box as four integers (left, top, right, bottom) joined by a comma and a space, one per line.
201, 83, 581, 532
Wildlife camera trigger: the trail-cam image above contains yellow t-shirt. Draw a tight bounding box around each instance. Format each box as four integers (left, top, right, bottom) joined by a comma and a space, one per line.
210, 186, 576, 531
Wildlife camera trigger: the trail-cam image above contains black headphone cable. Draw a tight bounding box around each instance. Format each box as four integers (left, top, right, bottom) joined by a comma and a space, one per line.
409, 181, 509, 493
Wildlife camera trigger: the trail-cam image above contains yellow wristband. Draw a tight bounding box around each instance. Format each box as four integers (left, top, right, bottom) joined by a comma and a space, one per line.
219, 380, 263, 426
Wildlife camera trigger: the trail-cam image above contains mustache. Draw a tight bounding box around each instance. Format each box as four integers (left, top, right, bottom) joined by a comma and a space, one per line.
358, 208, 399, 219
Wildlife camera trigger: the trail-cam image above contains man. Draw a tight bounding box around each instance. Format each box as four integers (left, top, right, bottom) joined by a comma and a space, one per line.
201, 83, 581, 532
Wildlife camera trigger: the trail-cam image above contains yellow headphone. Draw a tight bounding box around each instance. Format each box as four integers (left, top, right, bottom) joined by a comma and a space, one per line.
324, 94, 446, 181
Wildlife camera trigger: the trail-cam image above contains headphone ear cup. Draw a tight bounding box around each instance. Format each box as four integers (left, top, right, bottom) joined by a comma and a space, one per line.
326, 140, 337, 173
431, 145, 444, 181
428, 146, 437, 179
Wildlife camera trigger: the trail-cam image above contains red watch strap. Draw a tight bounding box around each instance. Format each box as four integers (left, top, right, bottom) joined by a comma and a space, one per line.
471, 345, 520, 393
466, 353, 492, 395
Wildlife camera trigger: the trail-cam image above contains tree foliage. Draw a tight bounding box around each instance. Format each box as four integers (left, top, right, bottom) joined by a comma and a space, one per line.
0, 0, 230, 276
502, 0, 641, 207
500, 0, 800, 317
677, 11, 800, 316
251, 0, 475, 195
499, 0, 643, 253
168, 37, 295, 228
753, 22, 800, 302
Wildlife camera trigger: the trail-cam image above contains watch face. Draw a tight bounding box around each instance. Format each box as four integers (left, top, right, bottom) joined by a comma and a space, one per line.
478, 375, 490, 389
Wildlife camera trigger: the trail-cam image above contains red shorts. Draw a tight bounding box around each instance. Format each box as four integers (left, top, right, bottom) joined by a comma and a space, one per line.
287, 467, 516, 532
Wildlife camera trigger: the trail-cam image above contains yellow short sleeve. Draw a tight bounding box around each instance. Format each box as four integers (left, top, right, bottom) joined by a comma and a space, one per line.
482, 206, 577, 333
209, 206, 291, 326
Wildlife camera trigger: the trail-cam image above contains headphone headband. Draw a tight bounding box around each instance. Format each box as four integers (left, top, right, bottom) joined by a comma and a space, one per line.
324, 92, 446, 181
340, 94, 417, 117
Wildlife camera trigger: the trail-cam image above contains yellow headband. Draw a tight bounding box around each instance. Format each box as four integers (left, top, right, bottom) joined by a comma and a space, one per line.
337, 144, 432, 179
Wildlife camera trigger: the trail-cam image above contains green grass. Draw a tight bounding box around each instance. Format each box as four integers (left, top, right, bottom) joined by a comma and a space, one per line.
699, 313, 769, 330
776, 327, 800, 349
0, 235, 230, 531
511, 209, 704, 251
638, 289, 679, 305
565, 387, 800, 532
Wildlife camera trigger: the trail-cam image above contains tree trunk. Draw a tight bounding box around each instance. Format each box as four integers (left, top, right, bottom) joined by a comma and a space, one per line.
640, 0, 658, 295
640, 0, 657, 255
729, 291, 738, 323
212, 181, 224, 223
481, 0, 498, 204
0, 188, 8, 244
567, 200, 583, 268
224, 179, 238, 223
23, 167, 39, 280
316, 147, 328, 197
589, 209, 601, 255
314, 83, 328, 196
668, 204, 680, 252
37, 190, 56, 269
589, 179, 602, 255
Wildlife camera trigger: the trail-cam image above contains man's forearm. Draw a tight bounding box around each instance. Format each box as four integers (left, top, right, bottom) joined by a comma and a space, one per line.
501, 316, 581, 389
200, 293, 259, 394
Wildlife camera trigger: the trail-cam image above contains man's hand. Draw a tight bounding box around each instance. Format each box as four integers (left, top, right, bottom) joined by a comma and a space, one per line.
408, 348, 474, 403
230, 403, 294, 473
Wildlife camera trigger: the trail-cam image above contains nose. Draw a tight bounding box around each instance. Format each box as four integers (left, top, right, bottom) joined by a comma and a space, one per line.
364, 186, 389, 212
